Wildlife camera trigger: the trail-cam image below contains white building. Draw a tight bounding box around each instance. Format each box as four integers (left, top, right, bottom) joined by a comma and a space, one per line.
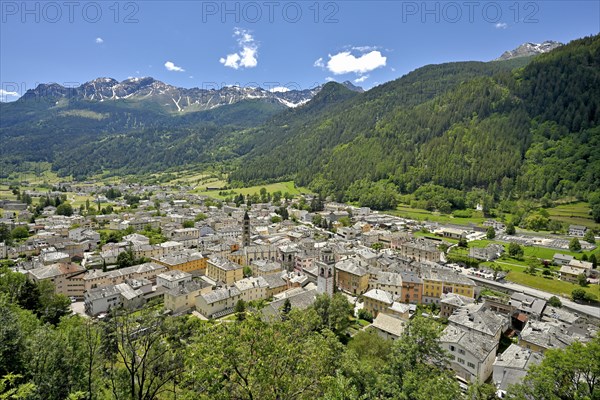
156, 270, 192, 290
441, 325, 498, 383
195, 287, 242, 318
492, 344, 543, 395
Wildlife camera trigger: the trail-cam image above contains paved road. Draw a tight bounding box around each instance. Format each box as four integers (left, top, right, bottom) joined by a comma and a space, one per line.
464, 273, 600, 320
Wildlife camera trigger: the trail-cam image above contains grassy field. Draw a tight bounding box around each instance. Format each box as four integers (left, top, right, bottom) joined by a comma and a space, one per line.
387, 202, 599, 232
387, 205, 484, 225
196, 181, 312, 199
547, 202, 599, 230
506, 270, 600, 299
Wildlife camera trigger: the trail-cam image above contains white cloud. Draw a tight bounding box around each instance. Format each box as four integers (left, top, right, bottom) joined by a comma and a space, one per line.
495, 22, 508, 29
220, 29, 258, 70
354, 75, 369, 83
351, 45, 378, 52
164, 61, 185, 72
95, 37, 104, 44
325, 77, 335, 82
317, 50, 387, 75
0, 89, 19, 102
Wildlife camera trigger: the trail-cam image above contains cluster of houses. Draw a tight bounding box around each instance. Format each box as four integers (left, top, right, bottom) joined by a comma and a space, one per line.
1, 184, 598, 395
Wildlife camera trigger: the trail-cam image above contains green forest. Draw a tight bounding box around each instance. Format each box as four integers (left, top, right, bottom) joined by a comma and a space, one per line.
229, 35, 600, 212
1, 266, 598, 400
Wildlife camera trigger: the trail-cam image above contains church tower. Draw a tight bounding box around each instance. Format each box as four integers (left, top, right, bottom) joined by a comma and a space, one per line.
316, 246, 335, 296
242, 211, 251, 247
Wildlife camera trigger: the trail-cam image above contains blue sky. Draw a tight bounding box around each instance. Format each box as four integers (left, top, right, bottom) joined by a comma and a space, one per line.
1, 1, 599, 100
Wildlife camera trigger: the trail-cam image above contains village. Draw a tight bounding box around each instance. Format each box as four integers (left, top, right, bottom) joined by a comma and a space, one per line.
0, 181, 598, 396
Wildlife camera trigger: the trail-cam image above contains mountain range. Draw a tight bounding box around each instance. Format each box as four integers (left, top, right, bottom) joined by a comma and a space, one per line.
1, 36, 599, 209
496, 40, 563, 60
19, 77, 363, 113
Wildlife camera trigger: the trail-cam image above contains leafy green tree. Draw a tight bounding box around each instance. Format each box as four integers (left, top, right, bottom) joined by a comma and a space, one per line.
583, 230, 596, 244
312, 293, 354, 337
577, 273, 588, 287
182, 220, 195, 228
590, 253, 597, 268
235, 299, 247, 321
104, 309, 184, 400
458, 237, 468, 248
505, 222, 515, 235
376, 316, 460, 399
467, 381, 498, 400
357, 309, 373, 323
0, 224, 12, 245
548, 296, 562, 308
508, 242, 524, 258
571, 288, 587, 302
569, 238, 582, 252
486, 226, 496, 239
56, 203, 74, 216
194, 213, 207, 222
270, 215, 282, 223
10, 227, 28, 241
182, 311, 342, 400
547, 220, 563, 233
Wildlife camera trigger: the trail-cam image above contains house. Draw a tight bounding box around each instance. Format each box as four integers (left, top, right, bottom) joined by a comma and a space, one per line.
492, 344, 543, 395
553, 253, 574, 266
448, 303, 506, 340
399, 271, 423, 304
195, 287, 242, 318
483, 220, 506, 231
335, 258, 369, 295
368, 313, 406, 340
156, 270, 192, 290
206, 256, 244, 285
374, 271, 403, 296
399, 240, 441, 263
250, 259, 283, 276
469, 244, 504, 261
262, 288, 317, 321
362, 288, 394, 318
234, 276, 270, 303
509, 293, 546, 319
518, 321, 588, 352
568, 225, 587, 237
84, 282, 145, 316
28, 262, 86, 298
441, 325, 498, 383
164, 281, 212, 314
261, 273, 289, 297
83, 262, 167, 291
440, 293, 476, 319
559, 265, 585, 283
439, 227, 468, 240
152, 250, 207, 273
422, 267, 476, 305
567, 259, 594, 276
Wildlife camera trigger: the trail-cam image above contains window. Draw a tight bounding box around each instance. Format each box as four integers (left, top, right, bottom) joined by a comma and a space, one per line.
458, 349, 465, 355
449, 346, 455, 352
457, 358, 465, 364
467, 362, 476, 369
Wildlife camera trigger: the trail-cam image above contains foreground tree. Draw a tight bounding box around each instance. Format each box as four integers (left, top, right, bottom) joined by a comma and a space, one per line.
182, 311, 343, 400
104, 309, 184, 400
507, 336, 600, 400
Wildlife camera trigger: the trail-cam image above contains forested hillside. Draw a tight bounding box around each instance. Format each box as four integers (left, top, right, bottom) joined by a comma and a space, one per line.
0, 99, 284, 178
229, 35, 600, 209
